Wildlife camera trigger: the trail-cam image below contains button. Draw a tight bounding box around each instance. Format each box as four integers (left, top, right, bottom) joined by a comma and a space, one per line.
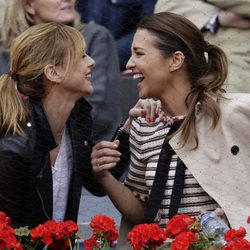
111, 0, 117, 3
27, 122, 32, 127
231, 145, 239, 155
84, 140, 88, 146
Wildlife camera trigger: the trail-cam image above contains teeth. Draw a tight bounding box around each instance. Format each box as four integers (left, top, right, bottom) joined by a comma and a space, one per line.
133, 73, 144, 79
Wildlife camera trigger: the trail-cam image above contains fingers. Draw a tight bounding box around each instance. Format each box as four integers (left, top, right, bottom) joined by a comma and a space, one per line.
129, 98, 162, 122
91, 140, 121, 177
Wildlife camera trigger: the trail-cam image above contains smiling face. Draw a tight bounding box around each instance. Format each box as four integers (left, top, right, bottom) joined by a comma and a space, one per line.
126, 28, 174, 100
59, 51, 96, 98
25, 0, 75, 24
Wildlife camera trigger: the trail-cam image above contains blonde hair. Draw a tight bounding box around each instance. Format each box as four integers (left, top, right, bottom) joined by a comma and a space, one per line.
0, 0, 83, 50
138, 12, 228, 148
0, 22, 84, 137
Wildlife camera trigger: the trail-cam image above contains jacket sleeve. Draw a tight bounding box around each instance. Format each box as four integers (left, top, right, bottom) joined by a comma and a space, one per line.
81, 126, 130, 197
154, 0, 218, 29
207, 0, 250, 17
109, 129, 130, 180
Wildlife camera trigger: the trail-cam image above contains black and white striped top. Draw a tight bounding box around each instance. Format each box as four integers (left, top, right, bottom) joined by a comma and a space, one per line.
124, 115, 218, 227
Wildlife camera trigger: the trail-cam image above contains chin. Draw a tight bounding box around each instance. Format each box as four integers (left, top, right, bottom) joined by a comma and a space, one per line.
139, 91, 151, 99
85, 87, 94, 96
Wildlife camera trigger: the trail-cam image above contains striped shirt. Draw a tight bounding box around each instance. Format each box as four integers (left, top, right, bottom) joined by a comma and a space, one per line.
124, 115, 218, 227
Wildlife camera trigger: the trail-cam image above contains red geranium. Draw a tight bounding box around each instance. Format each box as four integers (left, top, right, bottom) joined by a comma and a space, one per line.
223, 238, 250, 250
0, 211, 11, 225
0, 222, 23, 250
84, 215, 118, 250
170, 230, 198, 250
224, 227, 246, 242
166, 214, 196, 238
30, 220, 78, 250
223, 226, 250, 250
128, 223, 167, 250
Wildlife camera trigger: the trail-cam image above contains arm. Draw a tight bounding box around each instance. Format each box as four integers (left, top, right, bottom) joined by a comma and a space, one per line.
91, 99, 162, 223
207, 0, 250, 17
154, 0, 218, 29
91, 141, 146, 224
154, 0, 250, 30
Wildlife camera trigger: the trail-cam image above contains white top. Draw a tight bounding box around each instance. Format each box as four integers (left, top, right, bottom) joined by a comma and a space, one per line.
52, 127, 73, 222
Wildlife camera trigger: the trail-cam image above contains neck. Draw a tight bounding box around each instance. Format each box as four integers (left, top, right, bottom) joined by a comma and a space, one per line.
160, 76, 191, 117
42, 90, 76, 142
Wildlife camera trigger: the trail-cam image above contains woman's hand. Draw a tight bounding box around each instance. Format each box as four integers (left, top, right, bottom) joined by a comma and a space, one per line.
123, 98, 161, 132
91, 140, 121, 179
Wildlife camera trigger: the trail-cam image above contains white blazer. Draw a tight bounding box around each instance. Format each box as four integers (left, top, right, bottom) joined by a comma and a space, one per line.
170, 93, 250, 238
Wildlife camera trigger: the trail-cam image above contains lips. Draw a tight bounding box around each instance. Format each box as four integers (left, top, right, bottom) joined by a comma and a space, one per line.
61, 5, 73, 10
133, 73, 144, 83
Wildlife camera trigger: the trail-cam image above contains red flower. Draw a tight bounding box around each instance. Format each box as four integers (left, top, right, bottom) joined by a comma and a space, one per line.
64, 220, 78, 236
84, 235, 98, 250
247, 216, 250, 224
166, 214, 196, 238
223, 238, 250, 250
224, 227, 246, 242
171, 237, 190, 250
84, 215, 119, 249
90, 215, 118, 242
0, 211, 11, 225
0, 223, 23, 250
31, 220, 78, 247
128, 223, 167, 250
171, 231, 198, 250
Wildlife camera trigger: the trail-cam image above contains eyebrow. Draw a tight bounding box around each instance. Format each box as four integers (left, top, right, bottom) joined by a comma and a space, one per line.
132, 46, 146, 51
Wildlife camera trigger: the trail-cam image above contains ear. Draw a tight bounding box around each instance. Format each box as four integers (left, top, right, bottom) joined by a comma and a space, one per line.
25, 1, 36, 15
44, 65, 63, 83
169, 51, 185, 72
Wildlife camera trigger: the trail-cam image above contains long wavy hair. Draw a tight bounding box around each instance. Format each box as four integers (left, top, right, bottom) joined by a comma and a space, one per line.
0, 23, 84, 137
0, 0, 83, 50
138, 12, 228, 148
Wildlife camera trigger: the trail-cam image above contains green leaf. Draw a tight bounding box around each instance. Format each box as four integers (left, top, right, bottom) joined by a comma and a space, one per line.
15, 226, 31, 237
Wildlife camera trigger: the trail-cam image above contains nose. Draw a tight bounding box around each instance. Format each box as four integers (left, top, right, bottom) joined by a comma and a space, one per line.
126, 55, 135, 70
88, 55, 96, 68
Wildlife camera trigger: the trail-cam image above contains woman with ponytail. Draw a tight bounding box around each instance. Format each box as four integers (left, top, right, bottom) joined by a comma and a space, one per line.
0, 0, 122, 143
0, 22, 134, 230
91, 12, 250, 244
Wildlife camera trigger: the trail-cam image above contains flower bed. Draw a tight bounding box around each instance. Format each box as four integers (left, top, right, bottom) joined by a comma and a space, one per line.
0, 211, 250, 250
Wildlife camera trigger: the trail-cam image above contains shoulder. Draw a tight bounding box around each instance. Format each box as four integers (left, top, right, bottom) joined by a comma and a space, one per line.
131, 116, 170, 140
219, 93, 250, 115
0, 133, 31, 160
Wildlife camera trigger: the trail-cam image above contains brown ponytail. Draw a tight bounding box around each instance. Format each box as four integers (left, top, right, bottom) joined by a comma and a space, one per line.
138, 12, 228, 148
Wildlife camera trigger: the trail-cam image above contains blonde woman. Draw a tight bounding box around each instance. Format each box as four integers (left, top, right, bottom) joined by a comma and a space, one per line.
91, 12, 250, 243
0, 22, 131, 230
0, 0, 122, 143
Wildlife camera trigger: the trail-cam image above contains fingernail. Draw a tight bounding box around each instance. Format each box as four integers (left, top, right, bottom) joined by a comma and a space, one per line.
141, 110, 146, 116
